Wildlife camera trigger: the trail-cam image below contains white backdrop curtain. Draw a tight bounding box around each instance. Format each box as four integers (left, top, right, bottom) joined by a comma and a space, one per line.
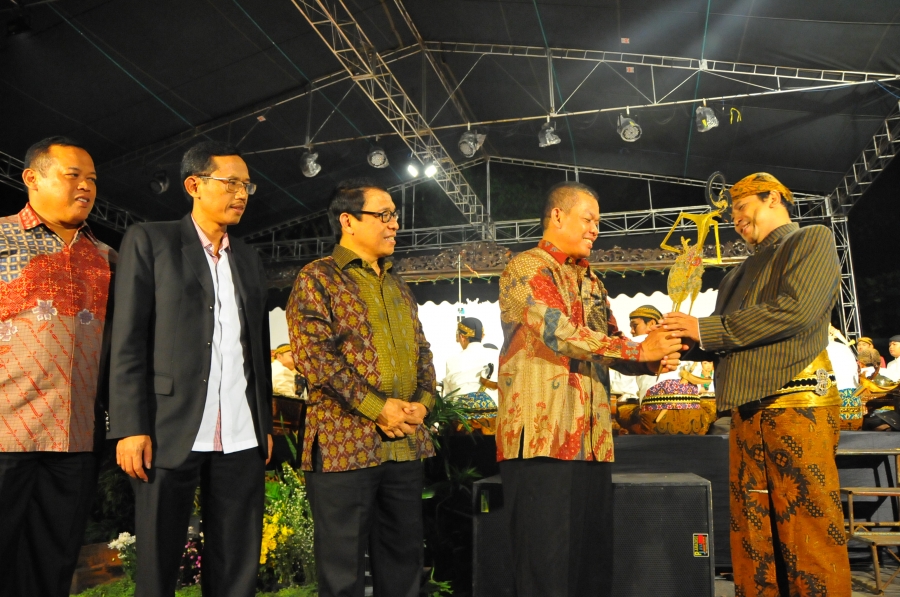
269, 289, 718, 385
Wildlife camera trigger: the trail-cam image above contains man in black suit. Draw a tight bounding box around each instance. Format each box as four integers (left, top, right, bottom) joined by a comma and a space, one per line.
108, 141, 273, 597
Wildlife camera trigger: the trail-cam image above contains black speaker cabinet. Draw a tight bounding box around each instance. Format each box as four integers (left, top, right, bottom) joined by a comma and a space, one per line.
472, 472, 715, 597
612, 473, 715, 597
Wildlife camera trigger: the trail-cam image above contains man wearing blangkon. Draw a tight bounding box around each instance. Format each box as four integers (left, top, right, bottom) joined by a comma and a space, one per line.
497, 181, 684, 597
662, 173, 850, 596
287, 179, 434, 597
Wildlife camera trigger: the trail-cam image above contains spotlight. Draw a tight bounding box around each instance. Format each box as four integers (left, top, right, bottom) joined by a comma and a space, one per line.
301, 151, 321, 178
617, 114, 642, 142
407, 162, 420, 177
538, 121, 561, 148
149, 171, 169, 195
424, 161, 438, 177
367, 145, 389, 168
458, 129, 486, 158
695, 106, 719, 132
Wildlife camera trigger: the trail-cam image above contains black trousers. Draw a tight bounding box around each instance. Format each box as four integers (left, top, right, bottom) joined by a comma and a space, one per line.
305, 460, 424, 597
131, 448, 265, 597
0, 452, 98, 597
499, 458, 614, 597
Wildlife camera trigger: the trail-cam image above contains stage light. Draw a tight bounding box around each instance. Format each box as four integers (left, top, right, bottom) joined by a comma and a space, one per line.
301, 151, 321, 178
424, 161, 438, 177
407, 161, 420, 177
367, 145, 389, 168
695, 105, 719, 132
538, 121, 560, 148
458, 129, 486, 158
149, 171, 169, 195
617, 113, 641, 142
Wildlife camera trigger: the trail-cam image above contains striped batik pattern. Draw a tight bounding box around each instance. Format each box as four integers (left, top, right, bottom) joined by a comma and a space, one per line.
698, 223, 840, 410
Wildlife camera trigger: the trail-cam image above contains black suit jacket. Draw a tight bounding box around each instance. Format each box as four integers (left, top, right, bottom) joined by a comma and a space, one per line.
108, 215, 273, 469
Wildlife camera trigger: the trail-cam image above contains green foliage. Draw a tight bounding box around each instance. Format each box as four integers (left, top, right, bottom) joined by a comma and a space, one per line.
259, 463, 316, 589
421, 567, 454, 596
73, 579, 318, 597
423, 389, 472, 453
73, 578, 133, 597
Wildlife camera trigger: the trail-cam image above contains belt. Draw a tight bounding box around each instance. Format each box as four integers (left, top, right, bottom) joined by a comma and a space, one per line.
739, 350, 841, 411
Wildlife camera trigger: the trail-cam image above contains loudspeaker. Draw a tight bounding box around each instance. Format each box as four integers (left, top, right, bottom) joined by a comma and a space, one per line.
472, 472, 715, 597
612, 473, 715, 597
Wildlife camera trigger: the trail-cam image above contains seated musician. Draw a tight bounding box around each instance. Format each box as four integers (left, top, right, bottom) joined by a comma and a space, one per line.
443, 317, 500, 433
826, 325, 863, 430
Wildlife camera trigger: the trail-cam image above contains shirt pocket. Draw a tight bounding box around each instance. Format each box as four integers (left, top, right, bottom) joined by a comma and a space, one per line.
153, 374, 174, 396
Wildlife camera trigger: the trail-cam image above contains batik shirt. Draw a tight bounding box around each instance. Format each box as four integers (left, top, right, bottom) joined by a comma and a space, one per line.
287, 245, 435, 472
497, 240, 646, 462
0, 204, 113, 452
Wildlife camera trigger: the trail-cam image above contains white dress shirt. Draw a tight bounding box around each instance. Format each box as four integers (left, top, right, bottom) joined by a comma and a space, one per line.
191, 239, 257, 453
884, 358, 900, 383
443, 342, 500, 401
272, 358, 301, 398
827, 340, 860, 390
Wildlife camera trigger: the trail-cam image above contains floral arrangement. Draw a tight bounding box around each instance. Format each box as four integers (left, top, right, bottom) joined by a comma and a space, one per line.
107, 532, 137, 580
259, 463, 316, 588
178, 534, 202, 587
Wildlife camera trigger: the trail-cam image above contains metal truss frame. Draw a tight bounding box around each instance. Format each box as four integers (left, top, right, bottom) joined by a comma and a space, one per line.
829, 100, 900, 216
288, 0, 489, 236
255, 196, 829, 263
0, 150, 144, 233
820, 100, 900, 341
427, 42, 900, 86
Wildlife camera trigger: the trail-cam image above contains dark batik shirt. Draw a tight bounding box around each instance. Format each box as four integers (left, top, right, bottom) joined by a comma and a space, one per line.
287, 245, 435, 472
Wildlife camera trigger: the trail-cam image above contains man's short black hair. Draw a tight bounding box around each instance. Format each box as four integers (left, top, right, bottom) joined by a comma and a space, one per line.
327, 178, 383, 239
180, 141, 242, 202
541, 181, 600, 229
24, 136, 86, 176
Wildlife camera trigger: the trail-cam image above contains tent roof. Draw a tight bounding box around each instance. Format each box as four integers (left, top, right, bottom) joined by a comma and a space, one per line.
1, 0, 898, 240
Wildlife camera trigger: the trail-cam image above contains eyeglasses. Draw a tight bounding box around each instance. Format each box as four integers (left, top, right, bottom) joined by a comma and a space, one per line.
197, 176, 257, 195
355, 210, 400, 223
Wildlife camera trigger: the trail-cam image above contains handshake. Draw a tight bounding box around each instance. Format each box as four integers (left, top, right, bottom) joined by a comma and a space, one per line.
376, 398, 427, 439
636, 312, 700, 374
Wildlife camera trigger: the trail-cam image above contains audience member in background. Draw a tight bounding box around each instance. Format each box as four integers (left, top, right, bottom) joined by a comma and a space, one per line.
272, 343, 303, 399
827, 326, 862, 429
109, 141, 273, 597
662, 172, 850, 596
443, 317, 500, 434
883, 335, 900, 382
858, 347, 881, 379
497, 181, 683, 597
287, 178, 434, 597
858, 336, 886, 368
0, 137, 114, 597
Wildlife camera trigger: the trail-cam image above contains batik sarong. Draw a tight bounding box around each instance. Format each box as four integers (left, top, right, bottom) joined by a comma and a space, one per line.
730, 404, 851, 597
838, 388, 863, 430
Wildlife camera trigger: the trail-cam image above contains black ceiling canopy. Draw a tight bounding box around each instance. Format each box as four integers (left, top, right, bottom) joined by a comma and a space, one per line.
1, 0, 898, 240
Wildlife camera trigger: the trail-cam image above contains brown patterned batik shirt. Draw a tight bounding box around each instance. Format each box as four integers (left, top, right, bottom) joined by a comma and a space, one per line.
286, 245, 435, 473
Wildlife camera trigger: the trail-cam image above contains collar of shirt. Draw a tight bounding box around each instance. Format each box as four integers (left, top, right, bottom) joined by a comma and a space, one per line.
538, 239, 591, 269
753, 221, 799, 252
191, 215, 230, 262
19, 203, 96, 244
332, 244, 393, 274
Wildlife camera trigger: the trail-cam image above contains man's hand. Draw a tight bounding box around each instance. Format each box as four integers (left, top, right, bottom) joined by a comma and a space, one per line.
116, 435, 153, 482
376, 398, 419, 439
266, 434, 273, 465
403, 401, 427, 424
638, 328, 685, 362
661, 312, 701, 343
654, 351, 683, 374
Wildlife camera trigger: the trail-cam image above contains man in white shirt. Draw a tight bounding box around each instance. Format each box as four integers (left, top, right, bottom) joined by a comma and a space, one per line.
883, 335, 900, 382
443, 318, 500, 432
272, 344, 303, 399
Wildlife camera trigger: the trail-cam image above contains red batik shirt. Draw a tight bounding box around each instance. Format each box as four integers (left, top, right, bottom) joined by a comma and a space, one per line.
497, 240, 646, 462
0, 204, 113, 452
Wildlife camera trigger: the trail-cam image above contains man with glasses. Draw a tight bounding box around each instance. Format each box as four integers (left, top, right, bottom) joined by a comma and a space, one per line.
108, 141, 273, 597
287, 178, 434, 597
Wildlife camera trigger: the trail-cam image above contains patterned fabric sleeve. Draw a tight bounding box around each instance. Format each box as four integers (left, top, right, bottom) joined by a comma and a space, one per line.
287, 266, 383, 419
502, 253, 641, 363
699, 226, 839, 353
